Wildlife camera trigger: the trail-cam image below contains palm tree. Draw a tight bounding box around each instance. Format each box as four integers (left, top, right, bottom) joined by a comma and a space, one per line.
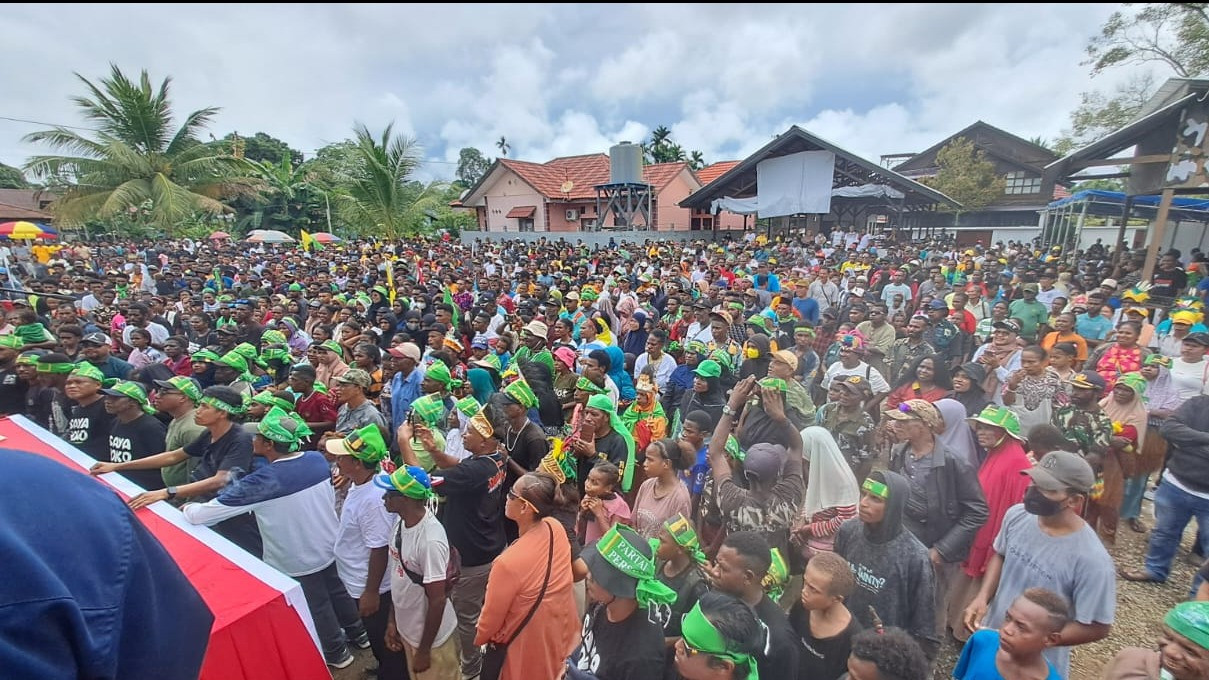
338, 122, 446, 238
496, 136, 510, 157
688, 150, 706, 171
22, 65, 252, 232
238, 155, 329, 233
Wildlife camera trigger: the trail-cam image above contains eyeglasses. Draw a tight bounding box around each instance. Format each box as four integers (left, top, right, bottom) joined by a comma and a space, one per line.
507, 488, 538, 513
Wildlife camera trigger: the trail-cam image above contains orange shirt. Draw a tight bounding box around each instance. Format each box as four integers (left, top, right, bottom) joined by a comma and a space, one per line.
1041, 330, 1089, 361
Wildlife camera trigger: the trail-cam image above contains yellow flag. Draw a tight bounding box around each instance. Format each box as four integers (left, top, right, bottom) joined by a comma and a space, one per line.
300, 230, 314, 252
385, 256, 396, 303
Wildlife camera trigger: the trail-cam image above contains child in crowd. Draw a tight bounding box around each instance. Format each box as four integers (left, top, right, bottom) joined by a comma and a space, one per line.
578, 461, 631, 545
954, 588, 1068, 680
126, 327, 165, 370
788, 551, 862, 680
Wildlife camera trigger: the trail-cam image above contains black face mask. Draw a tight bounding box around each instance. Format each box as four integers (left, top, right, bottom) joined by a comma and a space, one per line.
1023, 486, 1065, 517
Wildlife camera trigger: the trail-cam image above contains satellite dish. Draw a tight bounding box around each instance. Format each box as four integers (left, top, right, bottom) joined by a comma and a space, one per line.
560, 180, 574, 194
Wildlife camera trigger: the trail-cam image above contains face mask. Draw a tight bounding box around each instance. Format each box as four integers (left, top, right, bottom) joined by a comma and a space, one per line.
1022, 486, 1064, 517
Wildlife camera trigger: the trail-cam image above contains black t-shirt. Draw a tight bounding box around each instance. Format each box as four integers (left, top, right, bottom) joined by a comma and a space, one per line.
575, 429, 631, 496
184, 425, 255, 498
574, 602, 665, 680
1151, 266, 1189, 301
0, 368, 26, 415
788, 602, 862, 680
68, 398, 115, 461
504, 420, 549, 483
108, 414, 168, 491
433, 453, 506, 567
754, 594, 801, 680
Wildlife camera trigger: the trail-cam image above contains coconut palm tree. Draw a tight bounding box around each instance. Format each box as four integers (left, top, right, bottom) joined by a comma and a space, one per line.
496, 136, 510, 157
23, 65, 253, 233
688, 150, 706, 171
338, 122, 446, 238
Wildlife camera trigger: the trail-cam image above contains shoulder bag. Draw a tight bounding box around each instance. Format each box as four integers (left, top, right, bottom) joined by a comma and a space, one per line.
480, 520, 555, 680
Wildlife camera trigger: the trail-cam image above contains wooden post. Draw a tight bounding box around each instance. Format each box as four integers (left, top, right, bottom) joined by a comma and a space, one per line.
1141, 188, 1175, 282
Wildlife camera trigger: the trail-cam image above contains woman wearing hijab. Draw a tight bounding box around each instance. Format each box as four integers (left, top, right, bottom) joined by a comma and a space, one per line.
934, 398, 979, 467
520, 359, 564, 434
955, 405, 1032, 643
620, 310, 650, 358
1123, 355, 1182, 533
951, 362, 991, 417
663, 340, 705, 419
738, 334, 771, 381
604, 344, 636, 404
790, 427, 858, 563
674, 360, 727, 437
1089, 371, 1148, 544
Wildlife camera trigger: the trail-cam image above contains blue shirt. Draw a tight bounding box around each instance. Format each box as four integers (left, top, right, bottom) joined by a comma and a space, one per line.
792, 296, 820, 324
954, 629, 1060, 680
390, 366, 425, 429
1075, 313, 1113, 341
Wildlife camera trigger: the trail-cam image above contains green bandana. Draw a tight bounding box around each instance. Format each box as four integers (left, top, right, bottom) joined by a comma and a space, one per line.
763, 548, 789, 602
257, 405, 311, 450
260, 347, 291, 364
530, 349, 555, 376
252, 390, 296, 411
159, 376, 203, 404
1165, 601, 1209, 653
0, 335, 22, 349
103, 380, 156, 415
261, 329, 288, 346
215, 351, 253, 382
328, 423, 388, 463
426, 361, 452, 388
579, 288, 598, 301
69, 362, 106, 384
709, 349, 733, 371
862, 478, 889, 499
37, 361, 75, 374
575, 375, 607, 395
233, 342, 259, 361
192, 349, 221, 363
375, 465, 435, 500
594, 524, 676, 608
758, 377, 787, 392
410, 394, 445, 428
725, 435, 744, 462
663, 513, 707, 564
1116, 371, 1148, 399
681, 601, 759, 680
454, 396, 480, 418
202, 395, 245, 416
503, 376, 538, 409
586, 393, 636, 492
474, 354, 502, 373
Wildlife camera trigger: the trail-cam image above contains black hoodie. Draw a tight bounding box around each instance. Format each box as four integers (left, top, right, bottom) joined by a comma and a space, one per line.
833, 470, 939, 658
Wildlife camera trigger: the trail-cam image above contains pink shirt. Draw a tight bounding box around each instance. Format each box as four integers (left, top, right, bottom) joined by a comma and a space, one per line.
581, 494, 632, 545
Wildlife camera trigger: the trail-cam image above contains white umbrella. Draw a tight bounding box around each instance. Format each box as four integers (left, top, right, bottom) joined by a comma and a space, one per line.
245, 229, 295, 243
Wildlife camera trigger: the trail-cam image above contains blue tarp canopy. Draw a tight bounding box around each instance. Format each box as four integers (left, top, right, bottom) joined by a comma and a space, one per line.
1046, 189, 1209, 222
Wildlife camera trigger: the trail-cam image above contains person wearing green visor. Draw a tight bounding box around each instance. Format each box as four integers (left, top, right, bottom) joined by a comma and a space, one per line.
185, 406, 368, 670
1102, 600, 1209, 680
101, 380, 167, 492
673, 592, 765, 680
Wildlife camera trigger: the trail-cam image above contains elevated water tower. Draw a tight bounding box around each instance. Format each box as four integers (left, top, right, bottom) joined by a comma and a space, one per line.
595, 141, 654, 230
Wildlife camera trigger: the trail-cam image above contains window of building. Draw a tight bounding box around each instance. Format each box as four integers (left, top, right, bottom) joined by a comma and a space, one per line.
1004, 171, 1041, 195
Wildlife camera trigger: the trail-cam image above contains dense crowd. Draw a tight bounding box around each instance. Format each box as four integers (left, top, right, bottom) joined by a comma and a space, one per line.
4, 228, 1209, 680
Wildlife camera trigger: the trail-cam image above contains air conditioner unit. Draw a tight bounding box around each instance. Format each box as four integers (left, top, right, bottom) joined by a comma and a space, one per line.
566, 209, 580, 221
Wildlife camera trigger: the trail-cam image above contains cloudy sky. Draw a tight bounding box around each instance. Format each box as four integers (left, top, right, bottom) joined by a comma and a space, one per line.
0, 4, 1152, 180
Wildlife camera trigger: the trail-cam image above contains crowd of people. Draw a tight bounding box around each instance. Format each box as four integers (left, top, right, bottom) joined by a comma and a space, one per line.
3, 228, 1209, 680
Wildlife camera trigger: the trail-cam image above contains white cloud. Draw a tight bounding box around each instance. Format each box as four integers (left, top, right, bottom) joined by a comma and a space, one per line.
0, 2, 1159, 187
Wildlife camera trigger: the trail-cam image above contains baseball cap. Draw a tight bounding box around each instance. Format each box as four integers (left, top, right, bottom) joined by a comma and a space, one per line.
1023, 451, 1095, 493
335, 368, 372, 389
1101, 278, 1119, 290
1184, 332, 1209, 347
425, 322, 449, 336
387, 343, 422, 362
992, 320, 1021, 334
770, 350, 798, 371
928, 299, 949, 310
1022, 283, 1039, 293
81, 332, 111, 346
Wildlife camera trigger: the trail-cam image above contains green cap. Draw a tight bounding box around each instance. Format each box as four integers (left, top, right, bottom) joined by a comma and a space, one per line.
154, 376, 203, 404
0, 335, 22, 349
318, 339, 344, 355
288, 282, 303, 292
968, 404, 1024, 440
326, 423, 388, 463
693, 359, 722, 379
1164, 601, 1209, 653
454, 396, 480, 418
102, 380, 156, 415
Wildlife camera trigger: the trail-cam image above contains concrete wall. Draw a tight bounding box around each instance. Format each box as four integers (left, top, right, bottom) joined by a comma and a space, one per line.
460, 229, 718, 248
478, 169, 545, 231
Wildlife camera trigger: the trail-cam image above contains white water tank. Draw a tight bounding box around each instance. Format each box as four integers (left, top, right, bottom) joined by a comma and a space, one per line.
609, 142, 643, 185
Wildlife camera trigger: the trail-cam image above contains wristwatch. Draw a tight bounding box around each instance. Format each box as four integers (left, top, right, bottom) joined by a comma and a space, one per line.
166, 486, 178, 499
722, 405, 737, 417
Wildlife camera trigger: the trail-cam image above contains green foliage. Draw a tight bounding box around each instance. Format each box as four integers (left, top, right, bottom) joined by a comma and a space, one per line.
923, 138, 1005, 215
455, 147, 492, 186
496, 136, 510, 157
1087, 3, 1209, 77
1054, 74, 1155, 155
1073, 176, 1127, 192
230, 155, 330, 234
0, 162, 29, 189
642, 125, 706, 168
21, 64, 254, 233
335, 123, 446, 239
217, 131, 304, 165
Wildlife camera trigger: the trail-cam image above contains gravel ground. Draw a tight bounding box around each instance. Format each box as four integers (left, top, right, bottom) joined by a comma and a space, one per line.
933, 498, 1204, 679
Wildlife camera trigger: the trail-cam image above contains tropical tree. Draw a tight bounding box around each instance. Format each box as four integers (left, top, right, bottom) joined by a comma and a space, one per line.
233, 155, 330, 233
921, 138, 1005, 226
455, 147, 492, 187
337, 123, 446, 238
0, 162, 28, 189
217, 131, 304, 165
642, 124, 706, 166
22, 64, 253, 233
688, 150, 706, 171
496, 136, 510, 157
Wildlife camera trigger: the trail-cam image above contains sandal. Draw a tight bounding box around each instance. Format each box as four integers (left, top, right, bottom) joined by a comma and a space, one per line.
1128, 518, 1147, 533
1118, 568, 1162, 583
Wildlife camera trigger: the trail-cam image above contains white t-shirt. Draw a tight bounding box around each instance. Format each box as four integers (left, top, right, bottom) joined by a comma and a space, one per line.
1169, 357, 1209, 401
388, 512, 457, 649
334, 479, 395, 598
821, 361, 890, 394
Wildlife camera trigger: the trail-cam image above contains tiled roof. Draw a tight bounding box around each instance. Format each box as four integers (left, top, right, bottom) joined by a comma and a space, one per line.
500, 154, 689, 200
505, 205, 536, 218
695, 161, 740, 187
0, 200, 51, 220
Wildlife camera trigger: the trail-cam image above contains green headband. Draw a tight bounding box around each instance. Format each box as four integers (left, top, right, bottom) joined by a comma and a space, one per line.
0, 335, 22, 349
426, 361, 452, 388
192, 349, 221, 363
681, 601, 759, 679
587, 393, 636, 492
575, 375, 606, 395
37, 362, 75, 374
257, 405, 309, 449
103, 380, 156, 415
159, 376, 203, 404
594, 525, 676, 609
1165, 601, 1209, 652
201, 395, 245, 416
862, 478, 889, 499
378, 465, 435, 500
663, 513, 707, 564
763, 548, 789, 602
252, 391, 296, 411
69, 362, 106, 383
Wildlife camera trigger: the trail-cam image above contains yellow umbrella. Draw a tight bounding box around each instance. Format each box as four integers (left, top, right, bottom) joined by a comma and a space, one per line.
0, 221, 56, 239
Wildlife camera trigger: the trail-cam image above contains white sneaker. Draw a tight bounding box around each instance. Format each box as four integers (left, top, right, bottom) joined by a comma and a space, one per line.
327, 648, 355, 669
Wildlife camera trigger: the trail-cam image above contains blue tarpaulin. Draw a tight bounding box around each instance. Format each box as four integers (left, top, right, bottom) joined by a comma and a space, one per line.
1047, 189, 1209, 219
